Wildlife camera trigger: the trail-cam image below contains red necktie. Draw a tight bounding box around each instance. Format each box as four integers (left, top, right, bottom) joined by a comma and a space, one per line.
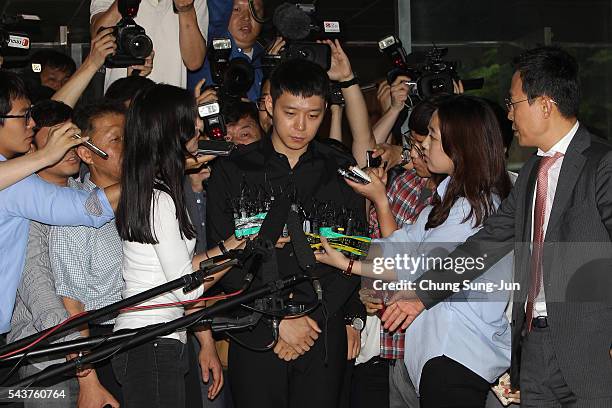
526, 152, 563, 331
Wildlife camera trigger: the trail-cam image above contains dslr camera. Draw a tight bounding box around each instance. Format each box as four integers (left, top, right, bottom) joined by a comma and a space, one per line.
197, 38, 254, 153
103, 0, 153, 68
378, 35, 483, 102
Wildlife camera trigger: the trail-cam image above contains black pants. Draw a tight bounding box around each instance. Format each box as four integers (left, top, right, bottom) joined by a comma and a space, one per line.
228, 316, 347, 408
349, 357, 390, 408
419, 356, 490, 408
112, 337, 189, 408
520, 326, 577, 407
89, 324, 123, 405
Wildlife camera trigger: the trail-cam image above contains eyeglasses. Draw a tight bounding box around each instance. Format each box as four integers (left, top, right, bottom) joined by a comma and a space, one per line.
256, 96, 268, 112
404, 132, 425, 159
504, 96, 558, 112
0, 106, 33, 126
504, 97, 529, 112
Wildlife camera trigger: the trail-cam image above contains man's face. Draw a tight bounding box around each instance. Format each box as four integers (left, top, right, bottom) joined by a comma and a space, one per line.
258, 80, 272, 132
34, 124, 80, 178
79, 113, 125, 184
229, 0, 263, 51
267, 92, 326, 154
225, 116, 262, 145
0, 97, 36, 158
409, 132, 430, 178
40, 66, 71, 91
507, 71, 546, 148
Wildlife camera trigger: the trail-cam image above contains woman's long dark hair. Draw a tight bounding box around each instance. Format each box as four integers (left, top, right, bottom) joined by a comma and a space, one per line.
116, 84, 196, 243
426, 95, 512, 230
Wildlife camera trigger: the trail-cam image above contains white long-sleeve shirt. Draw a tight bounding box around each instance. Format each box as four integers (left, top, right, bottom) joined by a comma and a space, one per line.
114, 190, 203, 343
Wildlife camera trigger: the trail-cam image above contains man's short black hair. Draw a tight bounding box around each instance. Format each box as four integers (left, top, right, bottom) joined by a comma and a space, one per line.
222, 100, 260, 125
31, 100, 73, 130
31, 49, 77, 76
269, 59, 329, 103
0, 70, 30, 125
73, 99, 126, 138
513, 46, 580, 118
105, 76, 156, 105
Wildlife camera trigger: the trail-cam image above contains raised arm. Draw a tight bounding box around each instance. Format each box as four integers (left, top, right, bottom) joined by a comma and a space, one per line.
372, 75, 410, 144
328, 104, 344, 142
52, 28, 117, 107
90, 0, 120, 38
0, 122, 92, 190
176, 0, 208, 71
323, 39, 375, 168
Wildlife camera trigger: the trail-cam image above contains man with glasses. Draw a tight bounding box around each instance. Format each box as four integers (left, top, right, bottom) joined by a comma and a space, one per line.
385, 46, 612, 407
0, 70, 119, 335
257, 78, 273, 133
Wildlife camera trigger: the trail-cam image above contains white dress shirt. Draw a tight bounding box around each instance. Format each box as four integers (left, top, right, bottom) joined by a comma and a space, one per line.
529, 120, 579, 316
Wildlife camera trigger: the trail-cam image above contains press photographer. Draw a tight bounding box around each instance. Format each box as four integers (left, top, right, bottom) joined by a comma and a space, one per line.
188, 0, 265, 101
90, 0, 207, 90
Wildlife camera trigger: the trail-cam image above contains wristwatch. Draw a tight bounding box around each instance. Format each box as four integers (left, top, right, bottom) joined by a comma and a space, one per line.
399, 147, 411, 167
345, 316, 365, 332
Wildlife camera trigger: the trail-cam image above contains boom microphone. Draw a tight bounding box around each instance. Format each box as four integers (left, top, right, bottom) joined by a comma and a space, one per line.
273, 3, 312, 41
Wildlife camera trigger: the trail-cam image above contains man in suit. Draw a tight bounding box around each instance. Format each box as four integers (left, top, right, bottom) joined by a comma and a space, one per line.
380, 46, 612, 407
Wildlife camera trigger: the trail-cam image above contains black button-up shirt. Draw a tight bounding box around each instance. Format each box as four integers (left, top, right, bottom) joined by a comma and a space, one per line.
206, 136, 366, 328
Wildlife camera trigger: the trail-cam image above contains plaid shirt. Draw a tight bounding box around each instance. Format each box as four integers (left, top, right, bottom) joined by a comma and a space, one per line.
49, 175, 124, 324
368, 169, 433, 359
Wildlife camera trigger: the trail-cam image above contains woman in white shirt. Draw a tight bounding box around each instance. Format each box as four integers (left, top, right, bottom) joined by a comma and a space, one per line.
112, 84, 244, 408
316, 95, 514, 407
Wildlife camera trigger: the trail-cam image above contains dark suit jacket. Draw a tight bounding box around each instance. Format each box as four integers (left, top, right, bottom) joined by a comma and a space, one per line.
415, 124, 612, 399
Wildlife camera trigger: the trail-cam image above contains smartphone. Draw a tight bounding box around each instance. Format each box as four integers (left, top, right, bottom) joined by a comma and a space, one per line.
366, 150, 382, 168
337, 167, 370, 184
197, 140, 235, 156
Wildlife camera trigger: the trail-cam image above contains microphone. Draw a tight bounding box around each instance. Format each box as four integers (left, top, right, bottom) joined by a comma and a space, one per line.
273, 3, 312, 41
183, 259, 240, 294
257, 194, 291, 244
240, 195, 291, 290
286, 205, 316, 272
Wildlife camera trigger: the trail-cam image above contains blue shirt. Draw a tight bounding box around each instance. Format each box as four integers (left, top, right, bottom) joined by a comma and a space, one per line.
0, 155, 115, 333
377, 177, 512, 394
187, 0, 264, 101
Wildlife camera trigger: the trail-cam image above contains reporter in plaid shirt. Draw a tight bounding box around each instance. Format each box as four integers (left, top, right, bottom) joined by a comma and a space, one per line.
349, 99, 439, 408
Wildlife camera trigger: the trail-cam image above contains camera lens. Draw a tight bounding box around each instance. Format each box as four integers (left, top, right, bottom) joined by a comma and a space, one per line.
223, 57, 255, 97
128, 33, 153, 59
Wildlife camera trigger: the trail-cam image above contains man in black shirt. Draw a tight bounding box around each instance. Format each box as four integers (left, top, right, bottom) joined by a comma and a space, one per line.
206, 58, 366, 407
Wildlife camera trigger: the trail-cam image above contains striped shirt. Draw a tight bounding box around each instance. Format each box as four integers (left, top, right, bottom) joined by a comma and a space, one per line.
8, 221, 79, 369
49, 175, 124, 323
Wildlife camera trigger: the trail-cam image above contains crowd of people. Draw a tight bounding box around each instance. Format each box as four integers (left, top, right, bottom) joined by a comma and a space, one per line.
0, 1, 610, 408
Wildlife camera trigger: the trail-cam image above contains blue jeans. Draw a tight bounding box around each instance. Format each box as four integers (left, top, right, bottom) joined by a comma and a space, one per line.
112, 338, 189, 408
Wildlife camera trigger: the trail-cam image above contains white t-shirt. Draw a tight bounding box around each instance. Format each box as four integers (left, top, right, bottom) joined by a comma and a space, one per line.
114, 190, 203, 343
90, 0, 209, 90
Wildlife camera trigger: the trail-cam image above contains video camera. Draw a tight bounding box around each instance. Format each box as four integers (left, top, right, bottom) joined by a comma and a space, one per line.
263, 2, 343, 75
0, 14, 35, 68
103, 0, 153, 68
378, 35, 484, 103
197, 37, 255, 147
